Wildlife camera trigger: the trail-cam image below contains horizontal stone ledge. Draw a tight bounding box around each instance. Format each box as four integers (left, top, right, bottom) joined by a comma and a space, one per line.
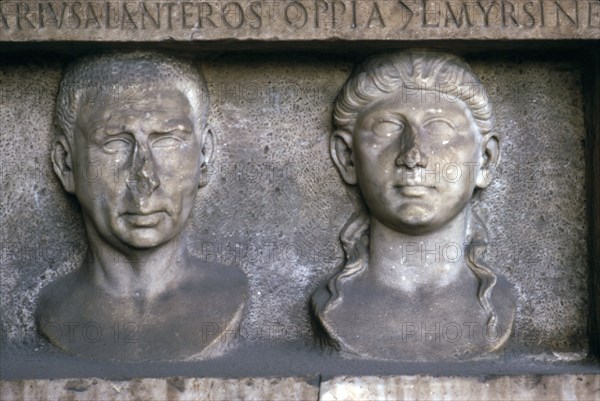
320, 374, 600, 401
1, 1, 599, 42
1, 375, 599, 400
0, 376, 320, 401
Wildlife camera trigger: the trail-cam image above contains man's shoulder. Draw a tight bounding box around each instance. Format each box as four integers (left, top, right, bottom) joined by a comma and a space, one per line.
35, 270, 87, 333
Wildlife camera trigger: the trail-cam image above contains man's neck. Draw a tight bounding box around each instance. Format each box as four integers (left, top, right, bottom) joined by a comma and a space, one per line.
81, 226, 189, 299
367, 208, 471, 292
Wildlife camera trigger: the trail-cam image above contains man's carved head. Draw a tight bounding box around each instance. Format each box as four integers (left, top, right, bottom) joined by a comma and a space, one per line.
52, 52, 213, 250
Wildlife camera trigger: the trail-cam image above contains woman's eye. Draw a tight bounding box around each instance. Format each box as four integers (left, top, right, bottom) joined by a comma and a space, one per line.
103, 139, 132, 153
425, 120, 456, 137
372, 120, 404, 138
152, 136, 181, 149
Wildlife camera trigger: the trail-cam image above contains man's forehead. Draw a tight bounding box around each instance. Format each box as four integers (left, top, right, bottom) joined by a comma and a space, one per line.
75, 88, 195, 132
82, 82, 188, 100
80, 85, 189, 110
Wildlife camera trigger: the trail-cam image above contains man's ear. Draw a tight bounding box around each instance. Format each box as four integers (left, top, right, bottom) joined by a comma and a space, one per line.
51, 136, 75, 194
330, 129, 357, 185
198, 124, 215, 188
476, 133, 500, 189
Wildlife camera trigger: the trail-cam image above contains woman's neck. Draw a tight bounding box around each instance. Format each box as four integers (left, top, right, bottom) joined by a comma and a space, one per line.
367, 207, 472, 292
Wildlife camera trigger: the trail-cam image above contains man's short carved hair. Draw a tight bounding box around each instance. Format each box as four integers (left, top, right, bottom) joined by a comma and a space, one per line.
55, 52, 209, 147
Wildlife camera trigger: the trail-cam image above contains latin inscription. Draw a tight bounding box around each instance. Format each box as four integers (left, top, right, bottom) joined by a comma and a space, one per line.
0, 1, 598, 36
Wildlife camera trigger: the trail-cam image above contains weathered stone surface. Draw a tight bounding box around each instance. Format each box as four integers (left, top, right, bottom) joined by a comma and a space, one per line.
0, 1, 599, 42
0, 53, 590, 358
0, 376, 319, 401
2, 374, 599, 400
320, 375, 600, 401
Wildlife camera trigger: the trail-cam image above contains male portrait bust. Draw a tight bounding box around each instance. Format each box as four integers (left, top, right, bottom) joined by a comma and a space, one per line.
35, 52, 248, 361
312, 50, 516, 361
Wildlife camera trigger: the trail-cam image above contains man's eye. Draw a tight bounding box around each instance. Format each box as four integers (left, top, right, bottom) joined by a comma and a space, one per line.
103, 139, 132, 153
372, 120, 404, 138
152, 136, 181, 149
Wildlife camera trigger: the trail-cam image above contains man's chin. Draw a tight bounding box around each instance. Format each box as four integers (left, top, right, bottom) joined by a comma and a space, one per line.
114, 228, 173, 250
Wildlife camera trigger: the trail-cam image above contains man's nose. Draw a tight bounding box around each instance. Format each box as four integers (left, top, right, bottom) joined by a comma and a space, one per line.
395, 124, 429, 169
127, 145, 160, 197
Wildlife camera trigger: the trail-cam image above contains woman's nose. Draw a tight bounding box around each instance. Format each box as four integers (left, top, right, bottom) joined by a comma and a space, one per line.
395, 125, 429, 169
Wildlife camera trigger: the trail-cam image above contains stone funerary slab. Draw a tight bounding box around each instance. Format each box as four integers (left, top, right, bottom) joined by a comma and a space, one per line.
1, 0, 599, 399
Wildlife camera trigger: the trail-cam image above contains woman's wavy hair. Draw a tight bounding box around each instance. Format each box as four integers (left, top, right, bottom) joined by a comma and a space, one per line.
316, 50, 500, 339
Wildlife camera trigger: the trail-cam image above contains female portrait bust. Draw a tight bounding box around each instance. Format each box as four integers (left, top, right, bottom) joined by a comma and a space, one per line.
312, 50, 516, 361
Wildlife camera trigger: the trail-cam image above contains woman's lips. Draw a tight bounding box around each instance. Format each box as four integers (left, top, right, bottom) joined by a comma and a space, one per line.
395, 184, 434, 197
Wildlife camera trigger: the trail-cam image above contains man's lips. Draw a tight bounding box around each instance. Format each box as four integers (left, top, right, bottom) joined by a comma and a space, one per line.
121, 211, 166, 227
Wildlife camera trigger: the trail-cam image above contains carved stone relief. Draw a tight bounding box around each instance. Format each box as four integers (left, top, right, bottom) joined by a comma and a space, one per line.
0, 48, 591, 369
35, 52, 248, 361
312, 50, 517, 361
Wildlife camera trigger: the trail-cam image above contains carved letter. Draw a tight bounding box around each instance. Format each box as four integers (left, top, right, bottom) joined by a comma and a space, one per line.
141, 3, 160, 29
248, 1, 262, 29
501, 1, 519, 27
397, 1, 414, 30
37, 3, 44, 28
39, 3, 69, 29
284, 2, 308, 29
106, 2, 120, 29
422, 0, 440, 27
314, 0, 328, 28
0, 2, 10, 29
554, 1, 578, 27
590, 0, 600, 28
122, 3, 138, 29
84, 3, 101, 29
477, 1, 497, 27
0, 4, 8, 29
445, 1, 472, 27
16, 3, 36, 30
332, 0, 346, 28
199, 3, 219, 28
222, 2, 244, 29
181, 2, 196, 28
366, 2, 385, 28
68, 2, 81, 29
165, 3, 177, 29
522, 2, 536, 28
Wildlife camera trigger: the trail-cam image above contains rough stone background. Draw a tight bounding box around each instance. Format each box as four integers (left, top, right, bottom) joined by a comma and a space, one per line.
0, 52, 589, 360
